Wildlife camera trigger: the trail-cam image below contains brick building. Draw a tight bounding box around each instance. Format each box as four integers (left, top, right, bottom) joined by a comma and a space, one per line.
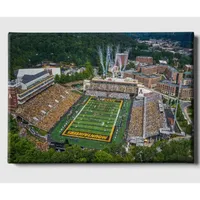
183, 78, 193, 86
157, 65, 168, 73
180, 86, 193, 100
8, 81, 18, 112
124, 71, 161, 88
165, 66, 178, 82
138, 64, 178, 82
157, 80, 193, 99
136, 56, 153, 64
140, 65, 158, 75
156, 80, 178, 97
177, 71, 184, 84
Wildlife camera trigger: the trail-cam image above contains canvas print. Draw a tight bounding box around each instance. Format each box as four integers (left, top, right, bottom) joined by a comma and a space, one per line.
8, 32, 194, 163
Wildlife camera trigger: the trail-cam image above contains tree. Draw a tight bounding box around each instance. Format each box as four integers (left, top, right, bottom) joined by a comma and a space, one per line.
92, 151, 114, 163
54, 74, 60, 83
186, 124, 192, 135
8, 115, 19, 133
85, 61, 93, 78
126, 62, 135, 70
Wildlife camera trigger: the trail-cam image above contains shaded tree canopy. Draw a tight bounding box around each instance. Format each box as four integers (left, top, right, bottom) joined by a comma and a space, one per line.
9, 33, 193, 79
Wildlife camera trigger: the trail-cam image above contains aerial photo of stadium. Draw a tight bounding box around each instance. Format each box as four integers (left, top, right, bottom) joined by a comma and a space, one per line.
8, 32, 194, 163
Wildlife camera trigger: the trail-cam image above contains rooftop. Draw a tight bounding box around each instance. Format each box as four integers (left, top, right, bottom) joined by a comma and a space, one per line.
22, 70, 48, 84
92, 77, 138, 84
8, 80, 16, 86
132, 71, 160, 78
136, 56, 153, 59
167, 65, 178, 72
184, 71, 193, 75
159, 80, 178, 87
182, 85, 192, 89
141, 65, 157, 69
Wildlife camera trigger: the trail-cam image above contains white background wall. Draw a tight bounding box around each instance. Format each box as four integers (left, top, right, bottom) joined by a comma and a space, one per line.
0, 17, 199, 183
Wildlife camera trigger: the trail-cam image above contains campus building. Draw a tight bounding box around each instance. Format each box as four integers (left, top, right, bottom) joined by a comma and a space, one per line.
183, 78, 193, 86
17, 70, 54, 105
184, 64, 193, 72
180, 86, 193, 100
136, 56, 153, 64
156, 80, 178, 97
123, 71, 161, 88
8, 69, 55, 111
8, 81, 18, 112
156, 80, 193, 100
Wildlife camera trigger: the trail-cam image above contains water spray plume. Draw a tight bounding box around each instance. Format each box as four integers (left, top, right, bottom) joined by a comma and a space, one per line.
98, 47, 105, 75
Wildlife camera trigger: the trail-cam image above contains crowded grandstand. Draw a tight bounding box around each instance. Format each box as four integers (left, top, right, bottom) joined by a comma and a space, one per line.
127, 92, 168, 144
15, 84, 81, 132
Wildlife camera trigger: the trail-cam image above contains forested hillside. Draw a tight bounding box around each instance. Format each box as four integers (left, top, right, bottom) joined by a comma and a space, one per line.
9, 33, 193, 79
9, 33, 137, 78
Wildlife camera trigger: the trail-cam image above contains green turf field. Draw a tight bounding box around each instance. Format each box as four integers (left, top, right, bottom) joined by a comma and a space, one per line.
49, 95, 132, 149
62, 97, 123, 142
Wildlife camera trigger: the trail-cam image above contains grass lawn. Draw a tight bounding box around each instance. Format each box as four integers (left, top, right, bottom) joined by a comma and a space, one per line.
187, 106, 194, 121
30, 125, 47, 136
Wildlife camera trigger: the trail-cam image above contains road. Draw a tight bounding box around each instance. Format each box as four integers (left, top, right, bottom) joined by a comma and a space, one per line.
179, 100, 192, 124
168, 134, 191, 142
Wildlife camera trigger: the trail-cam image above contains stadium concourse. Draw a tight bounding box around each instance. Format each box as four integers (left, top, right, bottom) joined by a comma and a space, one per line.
15, 84, 81, 132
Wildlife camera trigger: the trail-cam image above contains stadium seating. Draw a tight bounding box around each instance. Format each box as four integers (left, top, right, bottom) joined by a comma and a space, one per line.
145, 93, 165, 136
86, 90, 130, 99
87, 82, 136, 94
128, 100, 144, 137
128, 93, 165, 138
16, 84, 81, 131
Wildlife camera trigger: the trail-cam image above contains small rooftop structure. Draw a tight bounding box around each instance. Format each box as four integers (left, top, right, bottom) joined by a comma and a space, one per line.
159, 60, 168, 65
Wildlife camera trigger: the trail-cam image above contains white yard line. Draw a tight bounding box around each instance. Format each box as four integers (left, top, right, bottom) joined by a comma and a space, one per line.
113, 101, 122, 127
73, 98, 91, 121
73, 98, 122, 134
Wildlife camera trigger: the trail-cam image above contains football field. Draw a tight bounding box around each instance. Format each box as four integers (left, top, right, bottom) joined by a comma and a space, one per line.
62, 97, 123, 142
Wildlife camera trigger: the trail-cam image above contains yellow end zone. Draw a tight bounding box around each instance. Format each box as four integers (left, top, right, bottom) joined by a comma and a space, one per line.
62, 130, 110, 142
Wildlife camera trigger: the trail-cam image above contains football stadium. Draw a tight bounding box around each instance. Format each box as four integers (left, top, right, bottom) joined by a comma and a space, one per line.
9, 50, 175, 151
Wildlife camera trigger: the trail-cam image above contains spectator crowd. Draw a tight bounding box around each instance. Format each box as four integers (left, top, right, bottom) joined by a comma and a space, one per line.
16, 84, 81, 132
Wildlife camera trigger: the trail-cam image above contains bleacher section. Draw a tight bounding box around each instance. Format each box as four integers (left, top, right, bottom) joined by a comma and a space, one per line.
145, 93, 165, 137
16, 84, 81, 131
85, 90, 130, 99
128, 93, 166, 141
128, 99, 144, 137
86, 82, 137, 94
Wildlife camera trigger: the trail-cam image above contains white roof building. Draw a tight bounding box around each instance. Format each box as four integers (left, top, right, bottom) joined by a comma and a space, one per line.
17, 68, 61, 80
